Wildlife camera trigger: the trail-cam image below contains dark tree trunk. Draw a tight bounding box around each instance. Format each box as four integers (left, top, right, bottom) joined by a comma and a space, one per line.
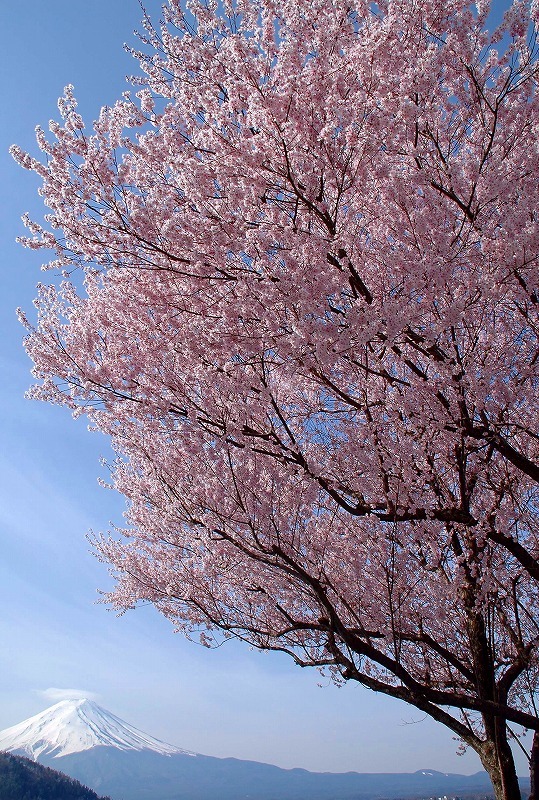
530, 730, 539, 800
480, 721, 522, 800
486, 756, 522, 800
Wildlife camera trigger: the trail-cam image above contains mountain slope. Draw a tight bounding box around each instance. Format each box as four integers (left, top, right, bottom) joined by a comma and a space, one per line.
0, 750, 111, 800
46, 747, 502, 800
0, 699, 191, 759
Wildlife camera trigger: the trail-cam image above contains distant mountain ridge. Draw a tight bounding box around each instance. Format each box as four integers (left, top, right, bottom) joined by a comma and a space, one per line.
45, 748, 503, 800
0, 699, 524, 800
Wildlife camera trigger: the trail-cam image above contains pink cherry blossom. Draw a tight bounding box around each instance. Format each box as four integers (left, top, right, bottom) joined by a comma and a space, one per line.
12, 1, 539, 797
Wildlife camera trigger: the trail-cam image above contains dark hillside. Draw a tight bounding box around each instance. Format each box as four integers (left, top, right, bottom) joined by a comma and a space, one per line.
0, 751, 111, 800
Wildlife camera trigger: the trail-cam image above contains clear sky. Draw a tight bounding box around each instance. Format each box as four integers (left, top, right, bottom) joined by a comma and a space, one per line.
0, 0, 527, 778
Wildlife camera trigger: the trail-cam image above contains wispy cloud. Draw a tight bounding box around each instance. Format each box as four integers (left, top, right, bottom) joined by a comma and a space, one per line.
37, 688, 99, 703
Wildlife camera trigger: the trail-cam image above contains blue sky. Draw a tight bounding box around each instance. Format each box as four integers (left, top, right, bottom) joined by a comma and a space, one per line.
0, 0, 528, 777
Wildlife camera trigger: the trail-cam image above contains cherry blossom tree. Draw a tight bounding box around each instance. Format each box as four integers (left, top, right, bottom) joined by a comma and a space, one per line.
12, 0, 539, 797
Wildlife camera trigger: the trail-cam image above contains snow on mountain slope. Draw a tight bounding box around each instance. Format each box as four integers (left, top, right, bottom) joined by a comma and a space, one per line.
0, 698, 194, 760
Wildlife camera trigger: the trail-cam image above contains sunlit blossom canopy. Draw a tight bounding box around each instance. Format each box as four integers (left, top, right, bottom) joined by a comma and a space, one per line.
12, 0, 539, 797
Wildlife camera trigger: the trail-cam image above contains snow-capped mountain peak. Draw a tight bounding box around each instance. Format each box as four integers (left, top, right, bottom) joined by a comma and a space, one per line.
0, 698, 193, 760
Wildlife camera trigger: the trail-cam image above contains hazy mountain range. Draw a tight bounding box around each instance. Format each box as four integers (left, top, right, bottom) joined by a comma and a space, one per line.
0, 699, 517, 800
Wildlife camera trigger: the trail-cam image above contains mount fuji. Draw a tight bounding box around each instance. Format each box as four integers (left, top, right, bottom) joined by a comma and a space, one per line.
0, 698, 191, 760
0, 699, 507, 800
